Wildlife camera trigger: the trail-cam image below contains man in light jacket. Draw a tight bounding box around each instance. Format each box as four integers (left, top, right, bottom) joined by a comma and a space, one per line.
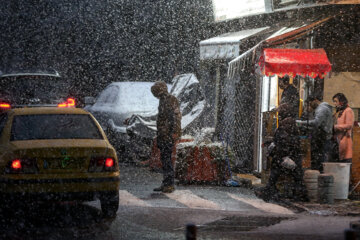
296, 94, 333, 172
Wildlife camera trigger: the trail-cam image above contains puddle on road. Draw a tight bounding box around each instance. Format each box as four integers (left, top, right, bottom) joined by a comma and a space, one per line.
147, 193, 169, 199
0, 202, 114, 239
197, 215, 293, 232
309, 210, 337, 216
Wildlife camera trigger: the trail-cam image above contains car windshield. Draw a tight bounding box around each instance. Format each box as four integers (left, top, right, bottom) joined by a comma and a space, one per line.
11, 114, 103, 140
117, 84, 158, 112
95, 83, 159, 112
95, 85, 120, 105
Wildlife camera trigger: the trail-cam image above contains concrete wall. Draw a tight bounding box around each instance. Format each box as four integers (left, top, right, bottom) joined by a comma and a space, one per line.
324, 72, 360, 108
324, 72, 360, 121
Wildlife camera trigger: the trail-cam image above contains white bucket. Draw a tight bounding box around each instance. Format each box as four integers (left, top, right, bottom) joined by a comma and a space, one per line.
323, 162, 352, 199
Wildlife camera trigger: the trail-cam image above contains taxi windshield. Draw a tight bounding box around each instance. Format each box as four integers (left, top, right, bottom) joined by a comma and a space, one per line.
10, 114, 103, 141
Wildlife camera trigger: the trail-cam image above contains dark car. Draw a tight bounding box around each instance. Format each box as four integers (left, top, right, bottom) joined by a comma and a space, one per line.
0, 70, 75, 110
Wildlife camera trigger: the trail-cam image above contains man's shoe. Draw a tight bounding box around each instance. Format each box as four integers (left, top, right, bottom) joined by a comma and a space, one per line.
153, 185, 164, 192
255, 186, 278, 202
162, 186, 175, 193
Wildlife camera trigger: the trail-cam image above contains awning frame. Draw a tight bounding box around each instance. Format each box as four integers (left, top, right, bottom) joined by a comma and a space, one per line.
227, 15, 337, 79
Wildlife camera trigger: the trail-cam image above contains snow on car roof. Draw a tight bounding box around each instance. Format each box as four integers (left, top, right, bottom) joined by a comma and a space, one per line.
0, 70, 60, 78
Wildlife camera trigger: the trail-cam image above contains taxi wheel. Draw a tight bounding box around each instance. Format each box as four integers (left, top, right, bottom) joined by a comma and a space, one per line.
100, 191, 119, 217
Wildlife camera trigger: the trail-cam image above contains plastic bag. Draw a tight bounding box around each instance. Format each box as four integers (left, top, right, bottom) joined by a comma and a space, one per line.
267, 142, 276, 157
281, 156, 296, 170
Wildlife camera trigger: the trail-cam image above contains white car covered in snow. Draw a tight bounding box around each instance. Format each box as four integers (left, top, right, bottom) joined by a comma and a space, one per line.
85, 82, 163, 133
85, 74, 205, 162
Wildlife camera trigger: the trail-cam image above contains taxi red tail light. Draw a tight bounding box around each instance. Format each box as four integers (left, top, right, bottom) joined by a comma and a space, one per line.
11, 159, 21, 169
58, 98, 76, 108
5, 159, 38, 174
105, 158, 114, 168
88, 157, 117, 172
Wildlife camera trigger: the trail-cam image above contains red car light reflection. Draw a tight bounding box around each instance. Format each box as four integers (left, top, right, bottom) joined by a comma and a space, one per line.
58, 98, 76, 108
0, 103, 11, 109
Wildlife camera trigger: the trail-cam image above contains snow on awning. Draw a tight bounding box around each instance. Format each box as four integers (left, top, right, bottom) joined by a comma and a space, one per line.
200, 27, 269, 60
227, 15, 334, 79
258, 48, 332, 79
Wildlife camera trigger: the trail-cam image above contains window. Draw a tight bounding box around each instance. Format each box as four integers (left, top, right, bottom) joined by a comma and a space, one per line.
11, 114, 103, 141
273, 0, 318, 10
261, 76, 278, 112
212, 0, 265, 22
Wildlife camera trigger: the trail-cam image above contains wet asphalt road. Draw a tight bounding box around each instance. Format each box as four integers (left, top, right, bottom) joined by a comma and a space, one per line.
0, 164, 357, 240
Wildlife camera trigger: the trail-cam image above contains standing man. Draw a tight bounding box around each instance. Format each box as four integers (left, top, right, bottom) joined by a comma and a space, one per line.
151, 81, 181, 193
296, 94, 333, 172
278, 75, 299, 118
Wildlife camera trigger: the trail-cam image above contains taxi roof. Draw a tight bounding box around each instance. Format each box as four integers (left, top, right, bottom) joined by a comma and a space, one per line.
8, 107, 89, 115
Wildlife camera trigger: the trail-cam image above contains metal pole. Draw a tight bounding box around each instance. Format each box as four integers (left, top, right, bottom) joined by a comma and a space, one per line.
186, 223, 197, 240
214, 66, 221, 138
306, 76, 309, 132
344, 229, 357, 240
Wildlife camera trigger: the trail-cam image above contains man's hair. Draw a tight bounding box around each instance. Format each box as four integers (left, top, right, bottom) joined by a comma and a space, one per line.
151, 81, 168, 95
279, 75, 290, 84
332, 93, 348, 105
306, 93, 322, 102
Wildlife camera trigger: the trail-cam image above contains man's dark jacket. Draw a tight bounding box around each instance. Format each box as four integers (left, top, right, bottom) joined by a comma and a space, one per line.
271, 117, 301, 166
157, 93, 182, 146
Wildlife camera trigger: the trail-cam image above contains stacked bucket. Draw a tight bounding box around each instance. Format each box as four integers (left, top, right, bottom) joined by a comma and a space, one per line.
304, 170, 320, 202
304, 170, 335, 204
318, 174, 335, 204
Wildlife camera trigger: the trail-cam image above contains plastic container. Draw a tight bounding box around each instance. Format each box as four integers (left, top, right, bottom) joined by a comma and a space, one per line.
323, 162, 352, 199
303, 170, 320, 202
318, 174, 335, 204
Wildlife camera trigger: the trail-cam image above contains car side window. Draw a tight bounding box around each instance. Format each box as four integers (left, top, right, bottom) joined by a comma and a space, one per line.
96, 86, 119, 105
0, 113, 8, 135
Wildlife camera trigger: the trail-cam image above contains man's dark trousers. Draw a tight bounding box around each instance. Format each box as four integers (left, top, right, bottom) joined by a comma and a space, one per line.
159, 142, 174, 187
311, 130, 331, 172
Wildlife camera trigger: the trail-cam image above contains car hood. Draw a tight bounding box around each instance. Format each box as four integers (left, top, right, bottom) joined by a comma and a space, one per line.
89, 104, 157, 115
88, 106, 156, 130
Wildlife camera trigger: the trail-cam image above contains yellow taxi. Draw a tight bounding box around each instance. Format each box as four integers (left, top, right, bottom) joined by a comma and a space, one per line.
0, 107, 120, 217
